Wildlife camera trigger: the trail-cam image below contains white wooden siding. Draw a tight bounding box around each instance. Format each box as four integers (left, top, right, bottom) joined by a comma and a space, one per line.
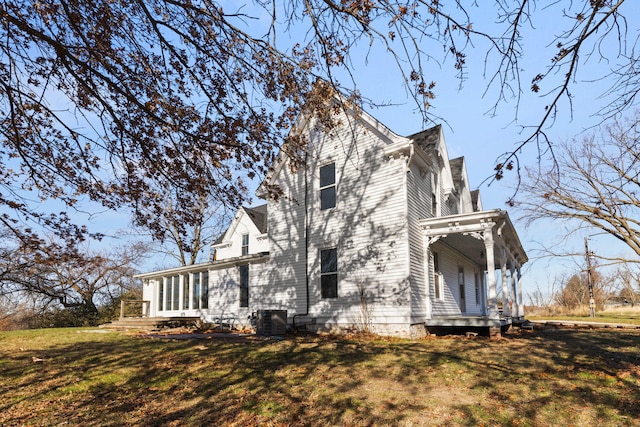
406, 163, 431, 323
208, 261, 270, 325
430, 242, 484, 316
266, 113, 412, 330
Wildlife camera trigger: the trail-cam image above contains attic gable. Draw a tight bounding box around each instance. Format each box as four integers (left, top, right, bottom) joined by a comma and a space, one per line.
213, 204, 267, 246
256, 100, 408, 198
408, 124, 456, 196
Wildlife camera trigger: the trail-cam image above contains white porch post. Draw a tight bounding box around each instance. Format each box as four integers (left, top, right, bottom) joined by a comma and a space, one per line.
187, 273, 193, 310
501, 247, 510, 316
517, 265, 524, 318
510, 261, 517, 317
422, 236, 433, 320
484, 231, 499, 319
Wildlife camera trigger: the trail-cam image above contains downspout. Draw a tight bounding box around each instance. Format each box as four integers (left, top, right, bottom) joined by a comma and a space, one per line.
293, 150, 310, 328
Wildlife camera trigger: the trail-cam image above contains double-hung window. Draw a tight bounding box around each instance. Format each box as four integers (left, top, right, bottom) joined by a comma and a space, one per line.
320, 163, 336, 210
433, 252, 443, 300
241, 234, 249, 256
320, 248, 338, 298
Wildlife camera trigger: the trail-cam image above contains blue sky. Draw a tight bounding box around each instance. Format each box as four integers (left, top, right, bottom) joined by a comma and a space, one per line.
51, 2, 637, 299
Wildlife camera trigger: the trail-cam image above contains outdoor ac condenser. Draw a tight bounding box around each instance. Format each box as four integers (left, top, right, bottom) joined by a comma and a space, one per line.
256, 310, 287, 336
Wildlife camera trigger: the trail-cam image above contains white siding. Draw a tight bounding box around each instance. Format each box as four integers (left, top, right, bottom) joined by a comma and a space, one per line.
266, 112, 412, 332
407, 163, 431, 323
430, 243, 484, 316
266, 151, 310, 316
208, 261, 270, 326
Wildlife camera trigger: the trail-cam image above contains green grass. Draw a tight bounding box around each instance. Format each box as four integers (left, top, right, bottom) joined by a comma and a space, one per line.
0, 327, 639, 426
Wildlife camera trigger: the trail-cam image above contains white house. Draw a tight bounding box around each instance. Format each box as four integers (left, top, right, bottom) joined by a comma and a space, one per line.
136, 105, 528, 337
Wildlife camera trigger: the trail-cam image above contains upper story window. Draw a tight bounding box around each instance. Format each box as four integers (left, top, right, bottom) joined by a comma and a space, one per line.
320, 163, 336, 210
241, 233, 249, 256
431, 173, 439, 216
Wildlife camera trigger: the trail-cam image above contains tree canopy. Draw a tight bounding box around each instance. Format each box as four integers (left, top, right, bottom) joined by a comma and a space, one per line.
1, 0, 636, 253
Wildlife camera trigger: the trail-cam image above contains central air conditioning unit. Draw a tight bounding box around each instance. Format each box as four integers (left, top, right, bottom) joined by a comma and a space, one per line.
256, 310, 287, 336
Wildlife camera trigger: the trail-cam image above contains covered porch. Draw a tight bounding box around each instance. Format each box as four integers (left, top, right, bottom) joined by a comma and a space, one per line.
420, 209, 528, 335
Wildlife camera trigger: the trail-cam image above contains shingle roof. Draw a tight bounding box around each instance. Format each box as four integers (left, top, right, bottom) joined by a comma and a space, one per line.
407, 124, 441, 152
244, 204, 268, 234
449, 157, 464, 184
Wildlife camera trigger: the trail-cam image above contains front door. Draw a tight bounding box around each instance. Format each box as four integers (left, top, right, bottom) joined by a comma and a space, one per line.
458, 267, 466, 313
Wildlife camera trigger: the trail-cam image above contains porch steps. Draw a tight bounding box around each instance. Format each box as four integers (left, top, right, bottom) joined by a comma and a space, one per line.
99, 317, 201, 331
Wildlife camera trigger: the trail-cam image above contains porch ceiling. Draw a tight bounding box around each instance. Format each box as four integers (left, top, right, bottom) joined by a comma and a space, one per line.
420, 209, 528, 267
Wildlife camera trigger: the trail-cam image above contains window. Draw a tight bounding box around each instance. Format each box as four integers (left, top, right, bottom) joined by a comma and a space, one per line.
433, 252, 443, 300
241, 234, 249, 256
192, 272, 200, 309
164, 275, 180, 311
190, 271, 209, 310
474, 271, 481, 305
458, 266, 466, 312
320, 163, 336, 210
201, 271, 209, 309
182, 275, 190, 310
164, 277, 172, 311
431, 173, 439, 216
158, 279, 164, 311
239, 265, 249, 307
320, 248, 338, 298
172, 276, 180, 310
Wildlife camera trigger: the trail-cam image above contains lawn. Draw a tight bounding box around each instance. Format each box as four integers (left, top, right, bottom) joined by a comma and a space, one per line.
528, 307, 640, 326
1, 326, 639, 426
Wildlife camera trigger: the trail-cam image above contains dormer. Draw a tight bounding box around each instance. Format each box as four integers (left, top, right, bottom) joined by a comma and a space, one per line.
211, 204, 268, 261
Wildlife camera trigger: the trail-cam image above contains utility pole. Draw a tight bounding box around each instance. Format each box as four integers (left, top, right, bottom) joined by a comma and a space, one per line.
585, 237, 595, 318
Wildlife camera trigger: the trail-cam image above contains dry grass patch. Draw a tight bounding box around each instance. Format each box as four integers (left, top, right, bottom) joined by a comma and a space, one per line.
0, 327, 638, 426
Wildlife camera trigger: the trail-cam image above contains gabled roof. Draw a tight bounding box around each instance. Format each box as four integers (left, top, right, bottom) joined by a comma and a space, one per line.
408, 124, 441, 152
449, 157, 464, 184
213, 204, 268, 245
257, 100, 408, 198
244, 204, 268, 233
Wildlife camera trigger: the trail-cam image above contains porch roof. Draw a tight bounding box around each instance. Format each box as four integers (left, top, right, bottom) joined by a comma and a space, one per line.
419, 209, 528, 267
134, 252, 270, 280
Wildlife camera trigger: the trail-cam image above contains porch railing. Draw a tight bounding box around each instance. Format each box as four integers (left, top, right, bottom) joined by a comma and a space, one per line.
120, 300, 151, 319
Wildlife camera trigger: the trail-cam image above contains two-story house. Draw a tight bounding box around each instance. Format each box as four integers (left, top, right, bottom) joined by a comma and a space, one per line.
136, 105, 528, 337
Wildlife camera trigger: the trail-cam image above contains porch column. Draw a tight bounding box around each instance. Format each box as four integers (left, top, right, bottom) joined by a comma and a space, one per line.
484, 231, 499, 319
517, 265, 524, 318
510, 261, 517, 317
501, 247, 510, 316
422, 236, 434, 320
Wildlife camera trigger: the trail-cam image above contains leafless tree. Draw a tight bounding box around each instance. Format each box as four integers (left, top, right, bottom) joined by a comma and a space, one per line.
518, 113, 640, 264
613, 263, 640, 306
0, 236, 147, 323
